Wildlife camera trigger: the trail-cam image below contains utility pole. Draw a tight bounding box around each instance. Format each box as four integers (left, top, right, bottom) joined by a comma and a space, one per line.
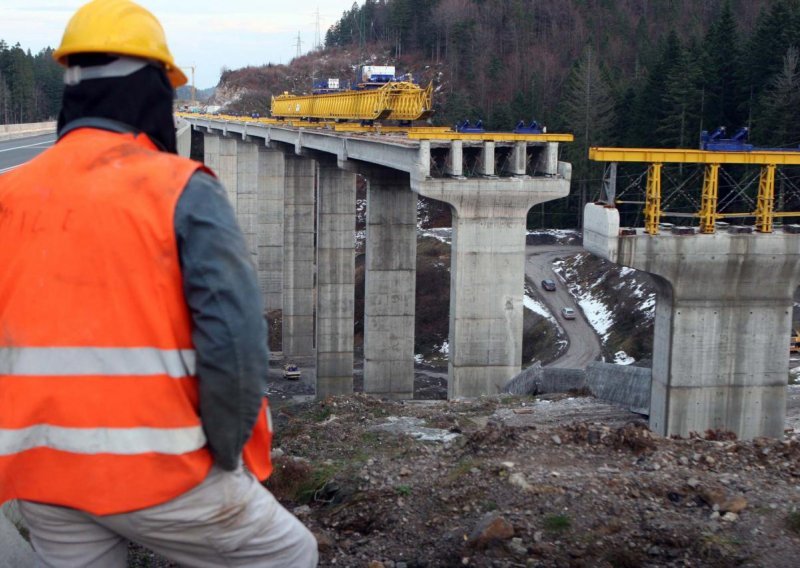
294, 32, 303, 59
315, 7, 322, 50
179, 65, 196, 103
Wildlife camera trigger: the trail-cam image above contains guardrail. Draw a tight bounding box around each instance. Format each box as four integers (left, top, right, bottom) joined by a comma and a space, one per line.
0, 121, 57, 141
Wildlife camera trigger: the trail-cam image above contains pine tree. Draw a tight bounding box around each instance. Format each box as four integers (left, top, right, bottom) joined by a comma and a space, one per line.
701, 2, 745, 131
755, 46, 800, 146
658, 33, 703, 148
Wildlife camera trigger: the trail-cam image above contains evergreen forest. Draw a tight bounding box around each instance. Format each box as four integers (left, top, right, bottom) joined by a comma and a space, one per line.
0, 41, 62, 124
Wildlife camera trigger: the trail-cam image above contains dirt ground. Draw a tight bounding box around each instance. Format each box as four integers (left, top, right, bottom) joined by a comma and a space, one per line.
127, 384, 800, 568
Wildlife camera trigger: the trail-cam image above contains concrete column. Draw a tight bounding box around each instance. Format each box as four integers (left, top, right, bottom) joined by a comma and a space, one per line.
446, 141, 463, 177
479, 142, 495, 176
202, 132, 220, 172
257, 146, 285, 316
507, 142, 527, 175
217, 136, 238, 208
584, 203, 800, 439
235, 141, 259, 267
414, 175, 570, 398
316, 160, 356, 397
363, 170, 417, 399
283, 155, 316, 358
535, 142, 559, 176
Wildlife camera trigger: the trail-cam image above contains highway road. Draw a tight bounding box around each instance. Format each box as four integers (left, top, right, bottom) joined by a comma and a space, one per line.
525, 244, 602, 369
0, 133, 56, 174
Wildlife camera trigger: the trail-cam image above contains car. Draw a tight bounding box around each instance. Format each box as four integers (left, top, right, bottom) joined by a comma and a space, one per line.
283, 363, 301, 380
541, 279, 556, 291
561, 307, 576, 320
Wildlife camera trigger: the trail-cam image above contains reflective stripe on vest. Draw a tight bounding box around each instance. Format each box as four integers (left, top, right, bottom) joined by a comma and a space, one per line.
0, 425, 206, 456
0, 347, 196, 378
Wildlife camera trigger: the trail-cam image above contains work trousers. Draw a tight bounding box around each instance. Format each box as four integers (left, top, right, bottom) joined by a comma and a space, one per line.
18, 466, 318, 568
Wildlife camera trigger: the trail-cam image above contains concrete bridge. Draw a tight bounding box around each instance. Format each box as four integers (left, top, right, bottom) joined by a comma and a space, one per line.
183, 117, 571, 399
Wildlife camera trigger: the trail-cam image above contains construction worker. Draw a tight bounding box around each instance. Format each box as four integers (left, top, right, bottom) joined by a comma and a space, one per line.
0, 1, 317, 566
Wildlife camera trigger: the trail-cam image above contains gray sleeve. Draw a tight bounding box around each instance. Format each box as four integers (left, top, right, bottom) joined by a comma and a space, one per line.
174, 171, 269, 471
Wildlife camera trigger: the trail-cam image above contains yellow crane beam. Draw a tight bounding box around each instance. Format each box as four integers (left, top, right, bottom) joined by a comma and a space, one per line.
406, 132, 574, 142
755, 164, 776, 233
590, 147, 800, 165
271, 81, 433, 122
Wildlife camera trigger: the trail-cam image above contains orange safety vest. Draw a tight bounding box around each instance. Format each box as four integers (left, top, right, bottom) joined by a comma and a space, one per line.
0, 127, 272, 515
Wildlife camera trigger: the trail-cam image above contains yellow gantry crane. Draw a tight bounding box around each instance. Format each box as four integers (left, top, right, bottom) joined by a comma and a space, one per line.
589, 144, 800, 235
271, 81, 434, 122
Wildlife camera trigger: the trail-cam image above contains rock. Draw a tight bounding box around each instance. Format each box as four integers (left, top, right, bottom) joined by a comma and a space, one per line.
368, 562, 386, 568
509, 472, 533, 492
271, 447, 285, 459
467, 513, 515, 549
508, 537, 528, 556
721, 495, 748, 514
687, 478, 701, 489
587, 430, 601, 445
399, 466, 412, 477
533, 531, 543, 543
551, 434, 562, 445
722, 512, 739, 522
293, 505, 311, 516
314, 530, 336, 553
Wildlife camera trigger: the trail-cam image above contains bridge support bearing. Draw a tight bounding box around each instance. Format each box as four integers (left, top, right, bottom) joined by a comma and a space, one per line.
414, 175, 570, 398
316, 160, 356, 398
584, 202, 800, 439
363, 171, 417, 399
282, 155, 316, 358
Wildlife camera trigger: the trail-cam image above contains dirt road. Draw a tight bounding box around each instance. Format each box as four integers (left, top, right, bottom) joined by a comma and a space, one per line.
525, 245, 602, 368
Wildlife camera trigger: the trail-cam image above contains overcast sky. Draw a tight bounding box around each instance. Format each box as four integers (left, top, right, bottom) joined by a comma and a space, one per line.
1, 0, 355, 88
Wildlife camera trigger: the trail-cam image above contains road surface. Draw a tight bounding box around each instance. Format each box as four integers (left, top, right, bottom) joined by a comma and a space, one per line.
525, 244, 602, 369
0, 133, 56, 174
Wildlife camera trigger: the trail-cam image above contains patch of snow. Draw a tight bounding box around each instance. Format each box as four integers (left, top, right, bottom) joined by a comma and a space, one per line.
437, 341, 450, 355
614, 351, 635, 365
420, 227, 452, 244
414, 354, 425, 364
577, 296, 613, 338
523, 294, 556, 322
370, 416, 460, 443
619, 267, 636, 277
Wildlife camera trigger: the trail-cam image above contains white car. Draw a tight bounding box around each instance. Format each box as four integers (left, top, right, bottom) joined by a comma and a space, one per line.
561, 307, 576, 320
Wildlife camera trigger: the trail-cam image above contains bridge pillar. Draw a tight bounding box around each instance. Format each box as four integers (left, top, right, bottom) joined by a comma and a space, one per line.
316, 159, 356, 398
282, 155, 316, 358
234, 140, 259, 267
414, 176, 570, 398
584, 203, 800, 439
255, 145, 284, 318
363, 169, 417, 399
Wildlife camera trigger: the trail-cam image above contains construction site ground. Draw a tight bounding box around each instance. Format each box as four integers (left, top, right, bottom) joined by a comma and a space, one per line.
128, 383, 800, 567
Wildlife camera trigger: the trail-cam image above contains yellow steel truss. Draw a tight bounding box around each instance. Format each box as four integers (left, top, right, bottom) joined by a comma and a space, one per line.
589, 146, 800, 234
270, 81, 433, 121
589, 147, 800, 166
699, 164, 720, 234
755, 164, 776, 233
644, 163, 662, 235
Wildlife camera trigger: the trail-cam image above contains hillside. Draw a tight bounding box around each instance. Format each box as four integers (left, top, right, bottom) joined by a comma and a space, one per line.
211, 0, 800, 228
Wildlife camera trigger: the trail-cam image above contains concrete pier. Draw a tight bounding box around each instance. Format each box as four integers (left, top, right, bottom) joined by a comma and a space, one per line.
234, 141, 259, 267
256, 145, 285, 315
282, 155, 316, 358
584, 203, 800, 438
316, 159, 356, 397
363, 169, 417, 398
415, 176, 570, 398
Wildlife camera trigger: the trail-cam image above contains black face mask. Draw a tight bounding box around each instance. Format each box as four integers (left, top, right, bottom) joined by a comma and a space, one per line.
57, 56, 177, 154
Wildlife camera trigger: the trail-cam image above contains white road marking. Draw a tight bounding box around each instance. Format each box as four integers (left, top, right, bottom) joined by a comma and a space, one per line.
0, 165, 20, 174
0, 139, 54, 153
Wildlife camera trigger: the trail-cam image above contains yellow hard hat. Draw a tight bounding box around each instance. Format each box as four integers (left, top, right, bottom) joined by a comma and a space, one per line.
53, 0, 187, 87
